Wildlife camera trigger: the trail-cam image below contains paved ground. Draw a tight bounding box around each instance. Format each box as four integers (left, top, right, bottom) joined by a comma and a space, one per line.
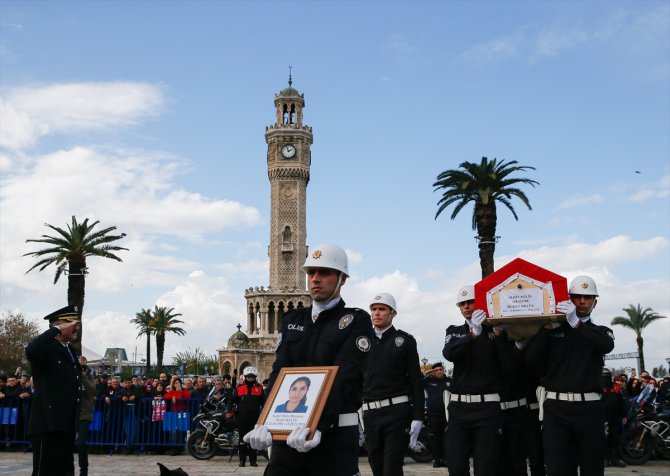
0, 451, 668, 476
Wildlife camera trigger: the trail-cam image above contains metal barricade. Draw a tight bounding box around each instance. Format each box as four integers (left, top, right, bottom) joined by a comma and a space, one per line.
0, 395, 205, 453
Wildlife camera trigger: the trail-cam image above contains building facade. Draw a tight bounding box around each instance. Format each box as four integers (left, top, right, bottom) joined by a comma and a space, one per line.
218, 78, 312, 380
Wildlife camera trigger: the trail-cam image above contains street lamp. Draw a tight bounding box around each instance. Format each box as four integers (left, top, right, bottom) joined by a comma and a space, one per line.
421, 357, 428, 368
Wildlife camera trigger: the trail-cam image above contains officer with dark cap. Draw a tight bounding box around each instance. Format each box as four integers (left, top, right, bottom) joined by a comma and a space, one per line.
244, 243, 374, 476
423, 362, 451, 468
362, 293, 425, 476
26, 305, 82, 476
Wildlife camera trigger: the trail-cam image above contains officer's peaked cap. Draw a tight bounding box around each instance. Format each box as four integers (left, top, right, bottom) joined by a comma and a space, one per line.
43, 304, 79, 323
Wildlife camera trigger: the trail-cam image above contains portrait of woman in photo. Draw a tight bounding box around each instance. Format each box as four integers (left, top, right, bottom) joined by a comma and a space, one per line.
274, 376, 311, 413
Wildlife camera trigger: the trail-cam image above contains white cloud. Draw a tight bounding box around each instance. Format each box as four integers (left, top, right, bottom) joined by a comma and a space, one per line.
345, 248, 363, 264
555, 193, 603, 210
628, 174, 670, 202
0, 82, 165, 151
0, 145, 262, 303
385, 33, 415, 55
459, 7, 669, 65
459, 32, 522, 64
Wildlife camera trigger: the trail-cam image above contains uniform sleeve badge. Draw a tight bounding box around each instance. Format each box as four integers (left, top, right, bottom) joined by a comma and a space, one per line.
607, 331, 614, 340
395, 336, 404, 347
275, 332, 283, 351
356, 336, 371, 352
444, 334, 452, 344
338, 314, 354, 329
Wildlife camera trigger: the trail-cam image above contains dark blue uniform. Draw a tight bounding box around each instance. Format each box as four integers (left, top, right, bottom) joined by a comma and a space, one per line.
362, 327, 424, 476
524, 320, 615, 476
423, 373, 451, 466
443, 323, 516, 476
266, 300, 373, 476
26, 326, 81, 476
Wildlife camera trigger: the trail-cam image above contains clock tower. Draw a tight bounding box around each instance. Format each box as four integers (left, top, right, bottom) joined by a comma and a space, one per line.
218, 76, 313, 379
265, 75, 312, 290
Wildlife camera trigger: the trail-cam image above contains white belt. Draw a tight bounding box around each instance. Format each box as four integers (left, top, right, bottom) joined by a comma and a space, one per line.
529, 402, 540, 410
450, 393, 500, 403
363, 395, 409, 411
546, 391, 601, 402
501, 397, 527, 410
337, 412, 359, 427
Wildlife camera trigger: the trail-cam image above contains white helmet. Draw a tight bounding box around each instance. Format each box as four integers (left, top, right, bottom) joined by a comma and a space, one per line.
243, 366, 258, 377
568, 276, 598, 296
456, 285, 475, 304
303, 243, 349, 277
370, 293, 397, 312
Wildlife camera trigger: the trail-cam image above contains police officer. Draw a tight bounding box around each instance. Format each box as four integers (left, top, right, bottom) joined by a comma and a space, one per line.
443, 285, 515, 476
524, 276, 615, 476
25, 304, 82, 476
244, 243, 374, 476
233, 366, 265, 467
423, 362, 451, 468
362, 293, 424, 476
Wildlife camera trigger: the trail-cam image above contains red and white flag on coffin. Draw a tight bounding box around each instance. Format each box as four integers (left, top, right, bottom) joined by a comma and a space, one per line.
474, 258, 568, 318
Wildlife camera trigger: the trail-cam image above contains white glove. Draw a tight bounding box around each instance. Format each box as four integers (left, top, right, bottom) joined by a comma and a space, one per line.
467, 309, 486, 336
515, 338, 528, 350
286, 424, 321, 453
409, 419, 423, 448
557, 300, 579, 328
243, 424, 272, 451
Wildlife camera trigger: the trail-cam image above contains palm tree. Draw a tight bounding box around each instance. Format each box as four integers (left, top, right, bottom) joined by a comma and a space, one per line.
152, 306, 186, 371
611, 304, 667, 373
131, 308, 154, 374
24, 216, 128, 353
434, 157, 538, 278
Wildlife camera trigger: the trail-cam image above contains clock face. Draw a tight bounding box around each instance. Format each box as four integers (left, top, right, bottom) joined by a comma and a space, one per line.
281, 144, 296, 159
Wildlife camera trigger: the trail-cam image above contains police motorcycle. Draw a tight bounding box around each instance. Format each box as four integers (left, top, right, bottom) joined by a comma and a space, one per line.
187, 387, 238, 460
620, 401, 670, 465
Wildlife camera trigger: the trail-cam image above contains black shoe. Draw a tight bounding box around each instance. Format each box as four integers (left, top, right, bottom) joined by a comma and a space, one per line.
250, 462, 258, 467
433, 460, 445, 468
239, 462, 246, 467
613, 460, 626, 467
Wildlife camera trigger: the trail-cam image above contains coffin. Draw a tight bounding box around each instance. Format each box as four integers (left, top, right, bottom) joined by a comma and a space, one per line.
474, 258, 569, 340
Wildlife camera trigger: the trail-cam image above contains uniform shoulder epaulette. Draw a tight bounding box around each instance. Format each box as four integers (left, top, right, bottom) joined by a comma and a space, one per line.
396, 329, 415, 339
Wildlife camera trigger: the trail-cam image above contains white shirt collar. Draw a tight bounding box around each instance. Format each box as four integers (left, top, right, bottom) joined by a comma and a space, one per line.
311, 297, 342, 322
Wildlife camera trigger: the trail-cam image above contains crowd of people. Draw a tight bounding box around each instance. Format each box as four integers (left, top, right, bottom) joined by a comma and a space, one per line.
7, 242, 670, 476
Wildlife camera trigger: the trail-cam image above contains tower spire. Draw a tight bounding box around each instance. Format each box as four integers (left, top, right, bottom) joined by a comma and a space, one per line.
288, 65, 293, 87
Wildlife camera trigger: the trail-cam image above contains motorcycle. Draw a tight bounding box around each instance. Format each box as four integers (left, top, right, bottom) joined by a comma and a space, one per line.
620, 402, 670, 465
187, 389, 239, 460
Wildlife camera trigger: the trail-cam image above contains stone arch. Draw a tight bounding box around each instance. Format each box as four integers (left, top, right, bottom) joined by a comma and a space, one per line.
221, 360, 233, 376
248, 302, 254, 333
268, 301, 276, 334
278, 301, 285, 330
255, 302, 261, 334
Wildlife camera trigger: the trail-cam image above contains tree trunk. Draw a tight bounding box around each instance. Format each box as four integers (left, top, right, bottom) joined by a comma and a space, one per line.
475, 200, 497, 278
156, 333, 165, 370
67, 258, 86, 355
636, 334, 645, 373
145, 333, 151, 374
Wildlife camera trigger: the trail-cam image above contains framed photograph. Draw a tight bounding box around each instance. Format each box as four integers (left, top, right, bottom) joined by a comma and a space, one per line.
258, 366, 338, 441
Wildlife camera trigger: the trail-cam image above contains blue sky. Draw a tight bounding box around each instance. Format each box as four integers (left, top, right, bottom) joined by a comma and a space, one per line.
1, 1, 668, 373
